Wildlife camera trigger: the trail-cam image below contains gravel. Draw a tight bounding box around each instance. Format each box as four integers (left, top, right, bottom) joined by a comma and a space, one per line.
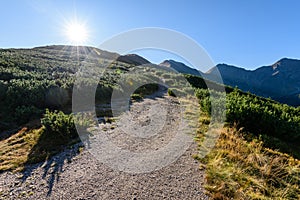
0, 93, 208, 200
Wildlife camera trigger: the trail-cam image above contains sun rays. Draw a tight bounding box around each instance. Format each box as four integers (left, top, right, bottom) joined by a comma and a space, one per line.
63, 18, 90, 45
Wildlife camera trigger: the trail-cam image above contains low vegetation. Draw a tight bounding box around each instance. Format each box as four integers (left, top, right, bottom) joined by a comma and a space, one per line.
196, 127, 300, 199
0, 110, 92, 172
0, 46, 299, 199
0, 127, 42, 172
190, 75, 300, 199
195, 87, 300, 159
0, 46, 164, 172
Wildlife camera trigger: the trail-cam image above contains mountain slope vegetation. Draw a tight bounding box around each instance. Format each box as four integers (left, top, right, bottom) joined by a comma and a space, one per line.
0, 45, 299, 199
188, 75, 300, 199
164, 58, 300, 106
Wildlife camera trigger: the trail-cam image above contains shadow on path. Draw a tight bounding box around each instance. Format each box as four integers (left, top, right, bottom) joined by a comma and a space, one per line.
21, 129, 82, 196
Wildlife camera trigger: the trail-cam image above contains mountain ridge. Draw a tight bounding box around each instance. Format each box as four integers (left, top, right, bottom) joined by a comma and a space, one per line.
159, 57, 300, 106
2, 45, 299, 106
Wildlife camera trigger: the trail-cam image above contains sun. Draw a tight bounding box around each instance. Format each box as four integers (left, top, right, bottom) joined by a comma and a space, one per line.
65, 22, 89, 44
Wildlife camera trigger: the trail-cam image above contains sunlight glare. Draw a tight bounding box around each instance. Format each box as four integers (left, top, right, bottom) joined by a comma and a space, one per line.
65, 22, 89, 44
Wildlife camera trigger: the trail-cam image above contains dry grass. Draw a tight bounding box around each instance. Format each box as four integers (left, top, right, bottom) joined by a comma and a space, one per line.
196, 126, 300, 199
0, 127, 43, 172
0, 124, 80, 172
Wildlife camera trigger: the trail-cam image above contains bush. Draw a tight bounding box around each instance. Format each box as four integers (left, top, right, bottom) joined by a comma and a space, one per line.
131, 93, 142, 101
5, 79, 47, 108
195, 89, 210, 114
14, 105, 42, 124
167, 88, 176, 97
226, 89, 300, 144
95, 85, 113, 103
134, 83, 159, 96
45, 86, 70, 108
196, 87, 300, 146
0, 80, 7, 101
41, 109, 77, 140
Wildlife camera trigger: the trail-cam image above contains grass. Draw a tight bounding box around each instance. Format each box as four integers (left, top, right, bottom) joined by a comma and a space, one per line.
192, 87, 300, 199
0, 127, 42, 172
130, 93, 143, 101
0, 125, 80, 172
1, 70, 299, 200
195, 126, 300, 199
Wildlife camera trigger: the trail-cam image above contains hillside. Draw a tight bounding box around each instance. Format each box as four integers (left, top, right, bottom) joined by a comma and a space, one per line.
0, 45, 299, 199
1, 45, 300, 153
207, 58, 300, 106
0, 93, 209, 199
116, 54, 151, 65
163, 58, 300, 106
0, 45, 155, 132
159, 60, 202, 76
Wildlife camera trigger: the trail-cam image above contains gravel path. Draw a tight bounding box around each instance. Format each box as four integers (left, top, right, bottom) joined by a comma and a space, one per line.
0, 94, 208, 200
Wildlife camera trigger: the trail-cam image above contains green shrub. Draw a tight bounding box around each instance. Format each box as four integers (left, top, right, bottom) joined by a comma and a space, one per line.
195, 87, 300, 157
167, 88, 176, 97
195, 89, 210, 114
131, 93, 142, 101
41, 109, 77, 140
14, 105, 42, 124
5, 79, 47, 108
95, 85, 113, 103
45, 86, 70, 108
226, 89, 300, 145
134, 83, 159, 96
0, 80, 7, 101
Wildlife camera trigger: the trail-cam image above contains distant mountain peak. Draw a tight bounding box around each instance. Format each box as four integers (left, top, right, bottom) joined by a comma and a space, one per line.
116, 54, 150, 66
274, 57, 300, 65
162, 59, 183, 64
206, 58, 300, 106
267, 58, 300, 72
159, 60, 202, 76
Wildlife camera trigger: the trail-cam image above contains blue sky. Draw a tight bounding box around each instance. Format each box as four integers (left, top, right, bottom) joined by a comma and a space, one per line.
1, 0, 300, 70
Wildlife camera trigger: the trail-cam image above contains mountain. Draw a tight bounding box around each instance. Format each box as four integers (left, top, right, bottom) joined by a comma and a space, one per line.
31, 46, 151, 68
158, 57, 300, 106
32, 45, 120, 60
116, 54, 150, 66
0, 45, 155, 132
163, 57, 300, 106
1, 45, 300, 106
205, 58, 300, 106
159, 60, 202, 76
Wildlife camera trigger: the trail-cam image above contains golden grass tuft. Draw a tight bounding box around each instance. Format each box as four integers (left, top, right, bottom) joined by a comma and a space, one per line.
0, 127, 43, 172
199, 127, 300, 199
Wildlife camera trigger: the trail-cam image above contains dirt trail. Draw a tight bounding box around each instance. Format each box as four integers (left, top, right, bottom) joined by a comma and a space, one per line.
0, 93, 208, 200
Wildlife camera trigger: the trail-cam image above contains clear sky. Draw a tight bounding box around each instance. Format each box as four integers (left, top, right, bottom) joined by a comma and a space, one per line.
1, 0, 300, 69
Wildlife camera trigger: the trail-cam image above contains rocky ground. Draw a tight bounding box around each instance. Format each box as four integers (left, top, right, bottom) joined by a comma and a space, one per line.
0, 93, 208, 200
